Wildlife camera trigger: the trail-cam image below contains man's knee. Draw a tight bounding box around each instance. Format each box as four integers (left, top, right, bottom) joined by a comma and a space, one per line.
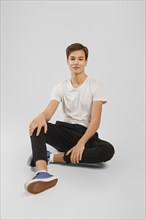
104, 143, 115, 162
31, 127, 45, 137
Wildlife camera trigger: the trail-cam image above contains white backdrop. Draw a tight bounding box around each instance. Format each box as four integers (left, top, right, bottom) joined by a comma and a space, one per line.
1, 1, 145, 220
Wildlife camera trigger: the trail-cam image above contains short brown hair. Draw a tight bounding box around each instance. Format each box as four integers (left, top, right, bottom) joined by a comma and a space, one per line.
66, 43, 88, 60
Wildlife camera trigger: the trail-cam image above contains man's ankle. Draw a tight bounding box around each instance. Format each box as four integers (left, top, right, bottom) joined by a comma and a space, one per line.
36, 160, 48, 171
54, 153, 65, 163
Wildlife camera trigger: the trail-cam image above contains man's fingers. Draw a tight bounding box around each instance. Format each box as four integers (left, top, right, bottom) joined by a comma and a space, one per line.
66, 149, 72, 155
29, 129, 33, 136
69, 151, 78, 164
66, 148, 83, 164
72, 151, 83, 164
29, 123, 47, 136
77, 154, 81, 164
29, 126, 35, 136
44, 123, 47, 133
71, 152, 77, 164
36, 126, 41, 136
79, 152, 83, 161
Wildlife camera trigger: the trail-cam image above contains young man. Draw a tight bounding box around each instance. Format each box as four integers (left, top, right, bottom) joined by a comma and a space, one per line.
25, 43, 115, 194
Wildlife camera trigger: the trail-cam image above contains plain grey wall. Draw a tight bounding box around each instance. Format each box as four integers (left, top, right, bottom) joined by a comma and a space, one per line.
1, 1, 145, 219
2, 0, 145, 148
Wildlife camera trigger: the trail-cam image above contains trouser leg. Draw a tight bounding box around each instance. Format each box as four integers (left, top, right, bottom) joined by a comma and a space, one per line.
30, 121, 115, 165
30, 121, 80, 164
30, 127, 48, 164
64, 139, 115, 164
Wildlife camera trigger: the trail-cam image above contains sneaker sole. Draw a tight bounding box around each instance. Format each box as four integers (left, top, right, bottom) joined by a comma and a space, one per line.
25, 177, 58, 194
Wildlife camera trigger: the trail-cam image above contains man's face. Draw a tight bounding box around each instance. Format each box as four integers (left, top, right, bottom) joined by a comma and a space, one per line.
67, 50, 87, 76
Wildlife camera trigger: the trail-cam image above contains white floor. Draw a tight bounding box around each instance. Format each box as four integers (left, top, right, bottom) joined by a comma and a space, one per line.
1, 123, 145, 220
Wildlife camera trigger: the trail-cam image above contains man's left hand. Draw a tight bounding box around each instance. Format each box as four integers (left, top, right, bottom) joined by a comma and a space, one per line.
66, 143, 85, 164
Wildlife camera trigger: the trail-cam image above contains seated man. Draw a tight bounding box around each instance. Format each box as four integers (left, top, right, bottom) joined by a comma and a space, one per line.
25, 43, 115, 194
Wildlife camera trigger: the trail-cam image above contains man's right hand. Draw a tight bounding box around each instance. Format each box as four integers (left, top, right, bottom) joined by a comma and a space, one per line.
29, 112, 48, 136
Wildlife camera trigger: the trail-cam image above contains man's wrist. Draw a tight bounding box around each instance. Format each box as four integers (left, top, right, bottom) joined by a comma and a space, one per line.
41, 111, 47, 121
78, 139, 86, 145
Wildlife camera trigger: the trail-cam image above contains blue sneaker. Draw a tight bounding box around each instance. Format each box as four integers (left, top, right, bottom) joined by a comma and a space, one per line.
24, 171, 58, 194
27, 150, 52, 167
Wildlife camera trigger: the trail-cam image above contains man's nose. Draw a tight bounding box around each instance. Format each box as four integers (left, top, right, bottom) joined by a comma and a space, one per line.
74, 59, 79, 64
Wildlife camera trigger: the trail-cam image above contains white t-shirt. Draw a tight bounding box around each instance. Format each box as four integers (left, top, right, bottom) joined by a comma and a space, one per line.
50, 76, 107, 127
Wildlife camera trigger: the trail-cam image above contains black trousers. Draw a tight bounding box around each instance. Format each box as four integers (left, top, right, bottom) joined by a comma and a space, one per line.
30, 121, 115, 164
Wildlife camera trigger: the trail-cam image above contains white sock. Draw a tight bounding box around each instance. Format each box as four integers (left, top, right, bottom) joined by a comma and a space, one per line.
36, 170, 48, 174
49, 154, 54, 163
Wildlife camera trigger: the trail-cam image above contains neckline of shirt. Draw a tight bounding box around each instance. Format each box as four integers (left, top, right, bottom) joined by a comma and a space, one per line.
69, 76, 89, 90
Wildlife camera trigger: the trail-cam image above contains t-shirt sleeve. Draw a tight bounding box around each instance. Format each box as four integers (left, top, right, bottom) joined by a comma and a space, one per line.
92, 82, 107, 104
50, 83, 62, 102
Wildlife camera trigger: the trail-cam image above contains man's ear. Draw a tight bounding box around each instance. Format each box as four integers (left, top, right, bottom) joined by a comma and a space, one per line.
67, 59, 69, 65
85, 59, 88, 66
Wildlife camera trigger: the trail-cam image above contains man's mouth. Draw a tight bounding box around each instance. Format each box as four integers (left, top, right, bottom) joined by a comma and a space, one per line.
73, 67, 80, 70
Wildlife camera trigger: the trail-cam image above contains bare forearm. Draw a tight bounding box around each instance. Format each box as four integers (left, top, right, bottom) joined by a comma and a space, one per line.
78, 101, 103, 145
29, 100, 59, 136
43, 109, 53, 121
34, 111, 50, 123
41, 100, 60, 121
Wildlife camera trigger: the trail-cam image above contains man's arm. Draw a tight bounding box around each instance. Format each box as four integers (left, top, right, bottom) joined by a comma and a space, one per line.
43, 100, 60, 121
29, 100, 60, 136
78, 100, 103, 144
66, 101, 103, 164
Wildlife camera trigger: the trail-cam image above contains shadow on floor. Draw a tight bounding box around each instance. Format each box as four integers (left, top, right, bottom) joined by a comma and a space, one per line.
53, 162, 107, 169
